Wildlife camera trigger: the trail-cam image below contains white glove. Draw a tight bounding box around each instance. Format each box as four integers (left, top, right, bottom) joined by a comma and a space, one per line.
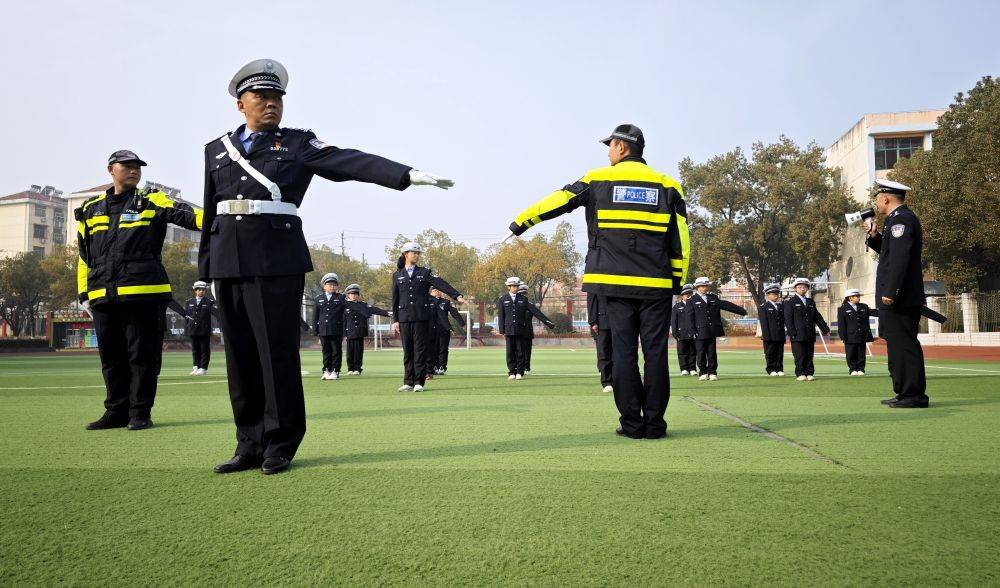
409, 170, 454, 189
80, 299, 92, 318
210, 281, 216, 299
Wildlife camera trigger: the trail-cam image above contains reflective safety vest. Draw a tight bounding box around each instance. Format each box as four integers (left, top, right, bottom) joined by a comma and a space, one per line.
509, 158, 690, 299
75, 187, 203, 305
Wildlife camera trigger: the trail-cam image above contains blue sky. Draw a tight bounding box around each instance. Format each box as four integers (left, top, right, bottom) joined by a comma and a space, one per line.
3, 0, 997, 261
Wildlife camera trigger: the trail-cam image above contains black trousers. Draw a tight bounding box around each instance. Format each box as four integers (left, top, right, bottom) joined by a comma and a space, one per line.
790, 340, 816, 376
763, 340, 784, 373
521, 336, 533, 371
400, 321, 428, 385
675, 338, 696, 372
605, 296, 671, 438
320, 335, 342, 373
216, 275, 306, 460
593, 329, 613, 386
504, 335, 525, 375
191, 335, 212, 369
437, 330, 453, 371
346, 338, 365, 373
845, 342, 866, 373
695, 338, 718, 375
425, 324, 440, 372
879, 306, 927, 400
91, 300, 165, 419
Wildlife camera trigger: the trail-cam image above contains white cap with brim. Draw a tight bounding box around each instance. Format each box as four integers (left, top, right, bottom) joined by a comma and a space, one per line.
229, 59, 288, 98
345, 283, 360, 294
874, 178, 911, 194
763, 283, 780, 294
506, 277, 521, 286
193, 280, 208, 289
845, 288, 861, 297
793, 278, 810, 287
321, 273, 339, 285
693, 277, 711, 287
401, 241, 422, 254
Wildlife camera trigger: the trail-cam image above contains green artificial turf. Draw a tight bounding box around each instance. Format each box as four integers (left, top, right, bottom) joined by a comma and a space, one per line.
1, 346, 998, 585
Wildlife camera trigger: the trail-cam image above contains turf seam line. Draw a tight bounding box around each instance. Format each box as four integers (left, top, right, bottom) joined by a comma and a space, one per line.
683, 396, 852, 470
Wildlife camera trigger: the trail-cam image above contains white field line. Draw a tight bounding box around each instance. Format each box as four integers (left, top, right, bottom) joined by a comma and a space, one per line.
0, 380, 227, 391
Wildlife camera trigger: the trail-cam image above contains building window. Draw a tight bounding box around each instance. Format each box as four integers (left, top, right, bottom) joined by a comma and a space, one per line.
34, 203, 46, 218
33, 246, 46, 255
173, 228, 184, 242
33, 224, 47, 239
874, 136, 923, 170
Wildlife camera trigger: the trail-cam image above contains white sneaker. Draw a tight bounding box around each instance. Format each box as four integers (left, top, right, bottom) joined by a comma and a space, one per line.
398, 385, 413, 392
602, 385, 614, 393
331, 372, 339, 380
190, 367, 199, 375
797, 375, 806, 381
858, 371, 865, 376
850, 371, 858, 376
699, 374, 708, 381
692, 371, 700, 376
508, 375, 516, 380
806, 375, 815, 381
196, 368, 207, 376
414, 384, 424, 392
777, 371, 785, 376
709, 374, 718, 381
515, 374, 523, 380
770, 372, 778, 377
525, 370, 531, 375
321, 372, 328, 380
680, 370, 689, 376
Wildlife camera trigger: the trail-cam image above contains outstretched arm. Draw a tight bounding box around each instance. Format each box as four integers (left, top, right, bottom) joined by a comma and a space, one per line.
429, 273, 462, 302
508, 178, 590, 237
719, 299, 748, 316
815, 310, 830, 335
527, 301, 555, 327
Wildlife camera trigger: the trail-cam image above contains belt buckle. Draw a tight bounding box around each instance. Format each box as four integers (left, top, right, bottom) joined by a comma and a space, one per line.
227, 200, 251, 215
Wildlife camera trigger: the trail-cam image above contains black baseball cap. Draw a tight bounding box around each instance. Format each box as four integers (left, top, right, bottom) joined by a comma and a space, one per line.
600, 124, 645, 148
108, 150, 147, 166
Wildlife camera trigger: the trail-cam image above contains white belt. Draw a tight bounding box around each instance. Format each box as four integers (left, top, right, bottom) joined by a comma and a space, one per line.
216, 200, 298, 216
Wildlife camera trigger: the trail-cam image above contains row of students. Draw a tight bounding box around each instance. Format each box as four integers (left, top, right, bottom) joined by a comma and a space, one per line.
497, 277, 555, 379
670, 277, 748, 381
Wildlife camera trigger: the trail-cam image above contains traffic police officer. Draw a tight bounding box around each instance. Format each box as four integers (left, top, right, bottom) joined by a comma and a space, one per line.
517, 282, 538, 374
432, 288, 465, 374
670, 283, 696, 375
391, 242, 464, 392
202, 59, 456, 475
758, 283, 786, 376
313, 273, 345, 380
184, 280, 219, 375
687, 277, 748, 381
587, 291, 613, 393
506, 124, 690, 439
343, 283, 390, 375
78, 150, 203, 431
864, 179, 928, 407
784, 277, 830, 381
838, 288, 875, 376
497, 277, 554, 379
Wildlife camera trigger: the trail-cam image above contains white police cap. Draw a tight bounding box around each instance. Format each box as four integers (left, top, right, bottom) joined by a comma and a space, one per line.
506, 277, 521, 286
229, 59, 288, 98
874, 178, 911, 195
845, 288, 861, 297
792, 277, 810, 287
693, 276, 712, 286
345, 283, 361, 294
763, 283, 780, 294
401, 241, 422, 254
192, 280, 208, 289
680, 283, 694, 293
518, 283, 528, 291
321, 273, 339, 285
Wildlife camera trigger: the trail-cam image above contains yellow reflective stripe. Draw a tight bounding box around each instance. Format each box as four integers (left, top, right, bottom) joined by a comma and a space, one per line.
118, 284, 172, 295
597, 209, 672, 224
670, 259, 684, 268
88, 288, 107, 300
76, 220, 85, 236
82, 195, 106, 210
597, 222, 668, 233
675, 211, 690, 284
583, 273, 673, 288
119, 221, 152, 229
86, 215, 110, 227
194, 207, 204, 230
77, 257, 88, 295
146, 191, 175, 208
514, 189, 575, 228
90, 226, 108, 233
582, 161, 684, 194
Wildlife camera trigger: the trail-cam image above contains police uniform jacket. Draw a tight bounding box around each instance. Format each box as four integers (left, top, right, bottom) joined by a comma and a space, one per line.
344, 300, 389, 339
508, 157, 690, 299
838, 301, 876, 344
435, 298, 465, 331
686, 293, 747, 340
497, 293, 550, 337
865, 205, 926, 309
199, 125, 413, 280
391, 266, 461, 323
758, 300, 786, 342
670, 300, 694, 340
783, 295, 830, 342
76, 187, 202, 305
183, 296, 218, 337
587, 293, 611, 332
313, 292, 346, 337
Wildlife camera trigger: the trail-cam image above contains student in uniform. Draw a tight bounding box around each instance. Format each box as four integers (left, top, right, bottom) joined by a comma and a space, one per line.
183, 281, 219, 375
687, 277, 748, 381
587, 291, 614, 393
343, 283, 391, 375
313, 273, 346, 381
837, 288, 876, 376
424, 289, 441, 380
670, 283, 697, 375
497, 276, 554, 380
517, 282, 539, 374
433, 288, 465, 375
784, 277, 830, 381
758, 283, 786, 376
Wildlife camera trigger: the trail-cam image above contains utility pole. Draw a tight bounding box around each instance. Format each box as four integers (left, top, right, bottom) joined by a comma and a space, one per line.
340, 232, 345, 257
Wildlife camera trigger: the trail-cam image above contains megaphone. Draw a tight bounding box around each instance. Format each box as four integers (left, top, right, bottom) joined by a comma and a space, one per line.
845, 207, 875, 225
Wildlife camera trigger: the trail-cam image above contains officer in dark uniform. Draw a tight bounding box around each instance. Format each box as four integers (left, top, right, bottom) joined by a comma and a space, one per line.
687, 277, 748, 381
497, 277, 555, 379
837, 288, 875, 375
758, 283, 786, 376
433, 289, 465, 374
313, 273, 345, 381
516, 282, 540, 374
864, 179, 928, 408
587, 291, 613, 392
424, 288, 442, 380
202, 59, 455, 475
343, 283, 390, 375
670, 283, 696, 376
506, 125, 690, 439
391, 242, 464, 392
184, 280, 219, 375
77, 150, 203, 431
784, 277, 830, 381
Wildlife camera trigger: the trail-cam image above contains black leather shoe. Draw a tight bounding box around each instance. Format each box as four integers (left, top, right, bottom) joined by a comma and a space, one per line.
645, 429, 668, 440
127, 418, 153, 430
214, 454, 263, 474
261, 456, 291, 475
85, 413, 128, 430
887, 397, 929, 409
615, 425, 644, 439
880, 396, 901, 405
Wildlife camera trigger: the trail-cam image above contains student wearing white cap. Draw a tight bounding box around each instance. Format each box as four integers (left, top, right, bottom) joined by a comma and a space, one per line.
497, 277, 555, 379
343, 283, 390, 375
670, 283, 697, 375
184, 280, 219, 375
758, 283, 787, 376
837, 289, 876, 375
313, 273, 345, 380
783, 278, 830, 381
686, 277, 748, 380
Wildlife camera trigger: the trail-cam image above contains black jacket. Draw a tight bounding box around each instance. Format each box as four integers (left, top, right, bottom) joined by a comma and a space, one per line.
784, 295, 830, 342
865, 205, 926, 309
183, 296, 218, 337
838, 302, 876, 344
497, 293, 551, 337
434, 298, 465, 332
391, 266, 461, 323
670, 299, 694, 340
686, 293, 747, 340
344, 300, 390, 339
587, 293, 610, 332
758, 300, 786, 342
199, 125, 413, 279
313, 292, 346, 337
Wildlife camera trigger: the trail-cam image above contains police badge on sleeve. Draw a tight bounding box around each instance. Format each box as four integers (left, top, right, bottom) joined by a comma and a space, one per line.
891, 224, 905, 238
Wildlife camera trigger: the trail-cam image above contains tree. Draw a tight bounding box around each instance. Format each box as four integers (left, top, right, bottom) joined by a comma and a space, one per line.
0, 252, 48, 336
891, 76, 1000, 292
679, 136, 855, 306
307, 245, 385, 305
39, 244, 78, 310
384, 229, 480, 296
162, 239, 200, 303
